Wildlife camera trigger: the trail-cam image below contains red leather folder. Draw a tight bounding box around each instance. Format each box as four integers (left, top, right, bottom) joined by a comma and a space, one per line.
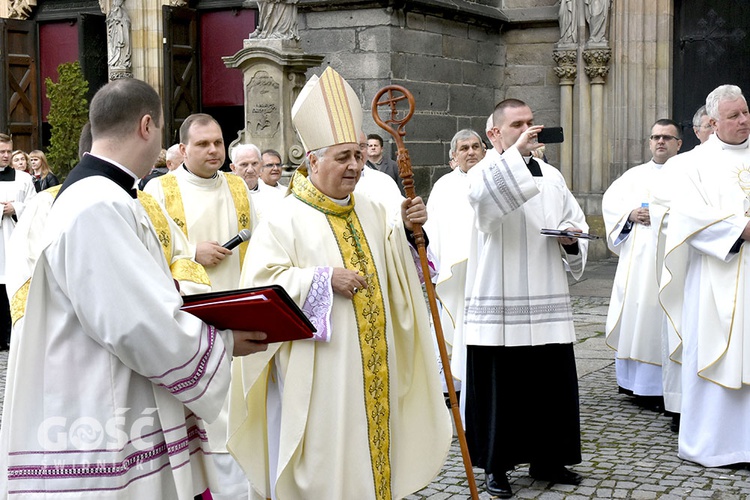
181, 285, 316, 343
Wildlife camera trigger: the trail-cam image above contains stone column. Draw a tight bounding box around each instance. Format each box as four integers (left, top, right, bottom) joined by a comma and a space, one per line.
583, 47, 611, 192
224, 39, 323, 167
553, 48, 577, 188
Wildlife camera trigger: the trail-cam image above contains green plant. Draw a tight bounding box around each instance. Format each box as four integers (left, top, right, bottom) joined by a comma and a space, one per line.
45, 61, 89, 181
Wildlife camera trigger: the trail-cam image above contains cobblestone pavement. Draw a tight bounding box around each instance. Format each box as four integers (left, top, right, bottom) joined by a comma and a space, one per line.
1, 260, 749, 498
406, 260, 750, 499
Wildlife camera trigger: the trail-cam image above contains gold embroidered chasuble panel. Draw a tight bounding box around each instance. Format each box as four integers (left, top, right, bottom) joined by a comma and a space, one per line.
292, 171, 393, 500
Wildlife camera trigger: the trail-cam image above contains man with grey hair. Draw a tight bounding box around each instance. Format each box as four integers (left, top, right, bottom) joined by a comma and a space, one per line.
424, 128, 485, 394
165, 143, 184, 170
230, 143, 262, 191
659, 84, 750, 467
231, 143, 281, 221
228, 66, 451, 500
691, 105, 712, 145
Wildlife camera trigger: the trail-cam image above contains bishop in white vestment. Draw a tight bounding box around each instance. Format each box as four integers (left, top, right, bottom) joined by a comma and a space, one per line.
227, 67, 452, 500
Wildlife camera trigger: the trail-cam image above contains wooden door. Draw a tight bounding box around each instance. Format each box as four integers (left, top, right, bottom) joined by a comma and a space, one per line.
0, 19, 40, 153
673, 1, 750, 151
163, 5, 200, 146
78, 13, 108, 103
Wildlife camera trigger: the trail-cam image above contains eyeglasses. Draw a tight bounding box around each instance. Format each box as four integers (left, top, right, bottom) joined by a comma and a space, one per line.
649, 135, 679, 142
263, 163, 282, 169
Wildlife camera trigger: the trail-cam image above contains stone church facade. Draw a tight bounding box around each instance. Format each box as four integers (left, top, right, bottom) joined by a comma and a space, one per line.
0, 0, 746, 258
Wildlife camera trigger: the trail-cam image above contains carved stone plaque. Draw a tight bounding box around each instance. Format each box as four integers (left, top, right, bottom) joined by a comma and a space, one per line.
246, 70, 281, 139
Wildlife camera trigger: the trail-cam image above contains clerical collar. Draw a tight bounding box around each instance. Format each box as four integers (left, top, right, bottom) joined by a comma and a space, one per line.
182, 163, 219, 179
329, 195, 351, 206
85, 152, 139, 185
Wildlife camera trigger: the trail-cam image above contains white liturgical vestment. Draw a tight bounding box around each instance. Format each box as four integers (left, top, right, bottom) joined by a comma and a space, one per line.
660, 133, 750, 466
603, 160, 664, 396
461, 147, 587, 345
227, 171, 452, 500
0, 167, 35, 284
0, 157, 233, 498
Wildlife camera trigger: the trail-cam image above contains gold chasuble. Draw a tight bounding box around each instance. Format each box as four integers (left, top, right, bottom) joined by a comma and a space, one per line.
228, 170, 451, 500
294, 172, 392, 498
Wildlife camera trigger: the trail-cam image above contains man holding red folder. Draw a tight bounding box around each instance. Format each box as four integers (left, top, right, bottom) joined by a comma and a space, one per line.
0, 78, 267, 498
227, 67, 452, 500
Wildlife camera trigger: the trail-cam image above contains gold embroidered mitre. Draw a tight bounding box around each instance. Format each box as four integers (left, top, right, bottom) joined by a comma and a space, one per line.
291, 66, 362, 152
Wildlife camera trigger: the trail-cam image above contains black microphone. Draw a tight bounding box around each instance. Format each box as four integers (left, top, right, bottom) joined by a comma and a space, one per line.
222, 229, 252, 250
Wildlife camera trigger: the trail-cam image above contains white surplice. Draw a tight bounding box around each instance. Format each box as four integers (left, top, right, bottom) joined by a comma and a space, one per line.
424, 167, 473, 390
0, 168, 36, 284
660, 133, 750, 466
650, 148, 704, 413
355, 165, 404, 223
227, 178, 452, 500
0, 167, 233, 498
145, 166, 258, 498
602, 160, 664, 396
248, 183, 283, 222
460, 147, 587, 348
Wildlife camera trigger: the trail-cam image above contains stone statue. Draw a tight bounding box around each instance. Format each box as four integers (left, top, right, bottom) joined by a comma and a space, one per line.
558, 0, 578, 45
248, 0, 299, 41
8, 0, 34, 20
584, 0, 611, 44
106, 0, 132, 76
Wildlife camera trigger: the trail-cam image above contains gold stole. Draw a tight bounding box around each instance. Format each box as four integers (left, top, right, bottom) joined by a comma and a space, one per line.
10, 186, 210, 324
137, 191, 210, 287
158, 172, 251, 265
291, 171, 392, 500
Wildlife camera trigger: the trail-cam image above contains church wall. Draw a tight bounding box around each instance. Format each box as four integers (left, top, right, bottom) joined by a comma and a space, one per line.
502, 24, 562, 166
298, 6, 505, 199
0, 0, 681, 261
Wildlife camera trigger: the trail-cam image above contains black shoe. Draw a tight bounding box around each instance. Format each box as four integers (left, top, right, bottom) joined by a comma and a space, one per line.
0, 343, 8, 352
670, 414, 680, 433
485, 472, 513, 498
529, 465, 582, 485
635, 395, 664, 413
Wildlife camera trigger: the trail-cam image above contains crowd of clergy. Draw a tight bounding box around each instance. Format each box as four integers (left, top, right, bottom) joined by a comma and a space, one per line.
0, 68, 747, 500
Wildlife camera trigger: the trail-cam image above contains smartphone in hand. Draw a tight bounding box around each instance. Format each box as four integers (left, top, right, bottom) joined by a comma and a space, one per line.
537, 127, 564, 144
